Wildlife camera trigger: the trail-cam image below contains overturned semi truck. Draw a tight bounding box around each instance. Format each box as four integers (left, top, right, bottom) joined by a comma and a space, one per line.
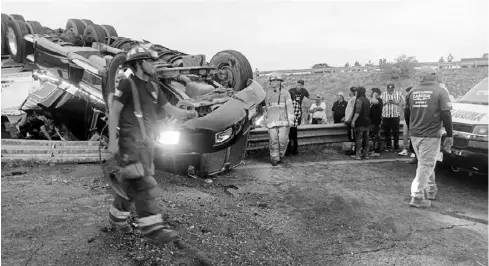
1, 14, 267, 178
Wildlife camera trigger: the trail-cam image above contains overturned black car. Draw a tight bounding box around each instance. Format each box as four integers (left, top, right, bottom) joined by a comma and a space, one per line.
2, 15, 266, 177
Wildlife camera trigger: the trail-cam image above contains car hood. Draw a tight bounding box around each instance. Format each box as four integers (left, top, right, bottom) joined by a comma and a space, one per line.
451, 102, 488, 125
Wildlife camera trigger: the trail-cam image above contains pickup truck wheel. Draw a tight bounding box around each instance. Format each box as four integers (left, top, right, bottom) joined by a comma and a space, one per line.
210, 50, 253, 91
83, 24, 107, 45
1, 14, 9, 55
100, 24, 118, 44
25, 21, 44, 35
10, 14, 25, 22
65, 19, 86, 35
104, 52, 128, 108
6, 18, 29, 63
81, 19, 94, 26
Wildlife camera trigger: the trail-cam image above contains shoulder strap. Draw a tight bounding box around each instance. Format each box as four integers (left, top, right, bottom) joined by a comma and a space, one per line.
150, 81, 159, 99
127, 77, 148, 141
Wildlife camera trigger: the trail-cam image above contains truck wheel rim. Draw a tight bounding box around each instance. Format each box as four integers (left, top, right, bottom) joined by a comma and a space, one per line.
220, 65, 235, 88
7, 27, 17, 56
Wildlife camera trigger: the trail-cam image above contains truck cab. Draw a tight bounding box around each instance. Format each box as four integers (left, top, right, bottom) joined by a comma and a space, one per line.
444, 77, 488, 174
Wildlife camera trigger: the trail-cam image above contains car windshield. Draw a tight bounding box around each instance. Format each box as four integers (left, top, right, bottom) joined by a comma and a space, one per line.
458, 78, 488, 105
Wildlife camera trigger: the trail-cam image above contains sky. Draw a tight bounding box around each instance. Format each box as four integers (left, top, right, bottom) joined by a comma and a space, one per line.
2, 0, 488, 70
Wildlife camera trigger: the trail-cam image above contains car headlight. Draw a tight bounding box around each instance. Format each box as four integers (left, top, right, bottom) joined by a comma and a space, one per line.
158, 130, 180, 145
215, 128, 233, 144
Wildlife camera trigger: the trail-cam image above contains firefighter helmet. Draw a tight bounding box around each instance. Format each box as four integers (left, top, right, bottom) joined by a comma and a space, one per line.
125, 45, 159, 64
269, 72, 284, 82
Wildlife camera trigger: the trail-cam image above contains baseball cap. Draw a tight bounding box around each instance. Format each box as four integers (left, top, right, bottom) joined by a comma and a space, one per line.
336, 92, 344, 97
297, 80, 305, 85
387, 83, 395, 89
405, 86, 413, 92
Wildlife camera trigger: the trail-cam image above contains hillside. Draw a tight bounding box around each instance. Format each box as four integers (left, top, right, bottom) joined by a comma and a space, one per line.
254, 67, 488, 123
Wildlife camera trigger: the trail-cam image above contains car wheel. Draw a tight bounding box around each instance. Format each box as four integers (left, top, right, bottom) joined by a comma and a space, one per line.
65, 19, 86, 36
210, 50, 253, 91
10, 14, 25, 22
1, 14, 10, 55
6, 18, 29, 63
100, 24, 118, 44
25, 21, 44, 35
83, 24, 107, 45
104, 52, 128, 108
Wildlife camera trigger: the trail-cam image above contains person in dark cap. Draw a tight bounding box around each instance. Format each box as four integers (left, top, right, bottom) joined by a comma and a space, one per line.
380, 83, 404, 151
369, 87, 383, 156
287, 79, 311, 155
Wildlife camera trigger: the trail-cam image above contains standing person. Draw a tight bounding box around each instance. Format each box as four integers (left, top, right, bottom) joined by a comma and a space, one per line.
107, 46, 198, 245
401, 86, 418, 164
287, 79, 311, 155
309, 95, 327, 124
263, 73, 294, 166
381, 83, 404, 151
344, 87, 357, 155
405, 67, 453, 208
332, 92, 348, 123
351, 86, 371, 160
369, 87, 383, 156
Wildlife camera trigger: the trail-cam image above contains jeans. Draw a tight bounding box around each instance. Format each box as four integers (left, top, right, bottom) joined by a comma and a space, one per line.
268, 126, 290, 162
382, 117, 400, 149
287, 127, 298, 154
369, 124, 381, 153
410, 137, 441, 199
312, 118, 323, 124
354, 126, 369, 157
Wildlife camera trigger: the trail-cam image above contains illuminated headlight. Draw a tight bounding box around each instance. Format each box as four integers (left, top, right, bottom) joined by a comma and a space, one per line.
215, 128, 233, 144
158, 130, 180, 145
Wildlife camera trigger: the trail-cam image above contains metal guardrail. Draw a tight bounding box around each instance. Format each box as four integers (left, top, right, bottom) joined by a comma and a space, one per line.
1, 122, 406, 163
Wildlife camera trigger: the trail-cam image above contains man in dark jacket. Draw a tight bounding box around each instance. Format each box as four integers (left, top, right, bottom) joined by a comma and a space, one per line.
287, 79, 311, 155
332, 92, 348, 123
351, 86, 371, 160
369, 88, 383, 156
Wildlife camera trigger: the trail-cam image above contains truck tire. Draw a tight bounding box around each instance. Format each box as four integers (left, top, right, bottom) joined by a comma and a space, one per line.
100, 24, 118, 44
210, 50, 253, 91
10, 14, 25, 22
110, 37, 139, 51
83, 24, 107, 45
25, 20, 44, 34
103, 52, 127, 107
81, 19, 94, 26
1, 14, 10, 55
65, 19, 86, 35
6, 18, 29, 63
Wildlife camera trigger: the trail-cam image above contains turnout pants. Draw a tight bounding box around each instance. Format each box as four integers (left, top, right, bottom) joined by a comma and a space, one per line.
268, 126, 290, 162
109, 135, 165, 237
382, 117, 400, 149
410, 137, 441, 199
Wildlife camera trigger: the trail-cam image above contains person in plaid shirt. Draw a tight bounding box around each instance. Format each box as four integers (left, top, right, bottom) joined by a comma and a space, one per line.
287, 79, 311, 155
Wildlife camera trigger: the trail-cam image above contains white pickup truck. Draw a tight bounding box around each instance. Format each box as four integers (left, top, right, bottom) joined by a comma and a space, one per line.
443, 77, 488, 175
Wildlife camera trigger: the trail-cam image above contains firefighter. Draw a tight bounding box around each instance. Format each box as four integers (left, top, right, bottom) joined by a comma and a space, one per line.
107, 45, 198, 245
263, 73, 294, 166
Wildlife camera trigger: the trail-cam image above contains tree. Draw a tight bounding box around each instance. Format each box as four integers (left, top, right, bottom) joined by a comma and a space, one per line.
354, 61, 361, 67
312, 63, 331, 69
345, 62, 350, 67
393, 54, 417, 78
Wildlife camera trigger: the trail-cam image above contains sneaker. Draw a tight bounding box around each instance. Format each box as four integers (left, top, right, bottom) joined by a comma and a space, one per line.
109, 220, 134, 234
271, 160, 279, 166
146, 228, 179, 246
384, 147, 392, 152
410, 153, 416, 158
350, 155, 362, 160
409, 197, 431, 208
371, 153, 380, 157
398, 149, 408, 156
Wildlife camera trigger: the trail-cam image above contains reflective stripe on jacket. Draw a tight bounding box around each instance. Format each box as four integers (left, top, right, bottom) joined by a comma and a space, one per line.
264, 87, 294, 128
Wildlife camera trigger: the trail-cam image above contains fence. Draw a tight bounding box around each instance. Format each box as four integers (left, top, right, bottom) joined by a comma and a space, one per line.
1, 122, 406, 163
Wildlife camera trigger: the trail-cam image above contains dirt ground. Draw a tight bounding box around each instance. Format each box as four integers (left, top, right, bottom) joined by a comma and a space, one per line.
2, 147, 488, 266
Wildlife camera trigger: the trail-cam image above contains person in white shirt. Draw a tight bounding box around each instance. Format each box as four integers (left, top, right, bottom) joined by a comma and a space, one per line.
309, 95, 327, 124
